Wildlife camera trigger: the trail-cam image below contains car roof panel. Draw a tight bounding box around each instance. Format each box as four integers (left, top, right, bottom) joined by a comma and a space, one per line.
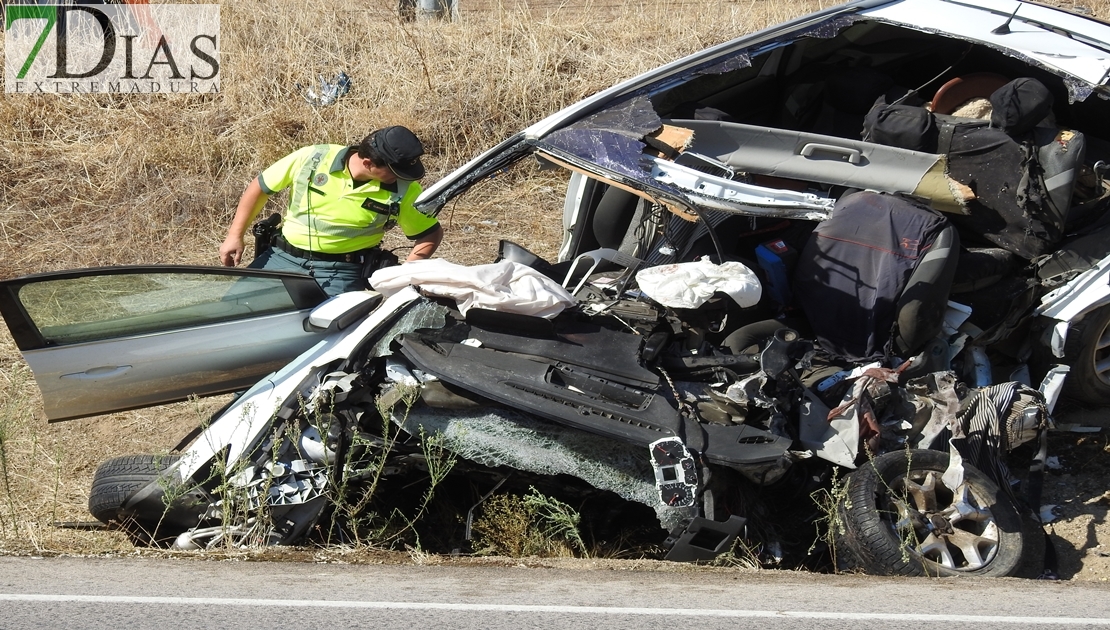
864, 0, 1110, 86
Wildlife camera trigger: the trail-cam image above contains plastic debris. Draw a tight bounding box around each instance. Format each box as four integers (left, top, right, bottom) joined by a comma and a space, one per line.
297, 72, 351, 107
1040, 504, 1061, 524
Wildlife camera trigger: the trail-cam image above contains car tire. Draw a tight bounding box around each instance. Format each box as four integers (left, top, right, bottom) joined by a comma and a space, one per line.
835, 449, 1026, 577
89, 454, 180, 527
1064, 304, 1110, 405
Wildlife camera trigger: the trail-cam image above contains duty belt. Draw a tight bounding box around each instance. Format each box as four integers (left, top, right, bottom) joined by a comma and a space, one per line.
274, 235, 380, 263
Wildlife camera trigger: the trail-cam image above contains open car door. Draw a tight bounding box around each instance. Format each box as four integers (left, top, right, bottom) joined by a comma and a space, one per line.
0, 266, 329, 421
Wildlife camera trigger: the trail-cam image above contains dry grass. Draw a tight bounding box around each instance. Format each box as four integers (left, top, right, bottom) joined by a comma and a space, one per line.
0, 0, 833, 275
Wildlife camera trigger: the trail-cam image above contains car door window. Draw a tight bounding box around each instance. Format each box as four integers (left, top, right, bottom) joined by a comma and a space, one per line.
17, 272, 304, 346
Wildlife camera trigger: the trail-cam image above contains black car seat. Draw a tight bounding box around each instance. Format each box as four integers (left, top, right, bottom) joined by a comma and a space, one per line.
792, 191, 960, 361
592, 186, 639, 250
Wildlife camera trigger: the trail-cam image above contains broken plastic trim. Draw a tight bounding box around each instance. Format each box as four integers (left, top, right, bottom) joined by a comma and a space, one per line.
663, 515, 747, 563
649, 437, 700, 508
535, 148, 699, 221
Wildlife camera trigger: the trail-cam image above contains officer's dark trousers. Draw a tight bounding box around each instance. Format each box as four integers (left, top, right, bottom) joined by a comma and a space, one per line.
250, 248, 365, 297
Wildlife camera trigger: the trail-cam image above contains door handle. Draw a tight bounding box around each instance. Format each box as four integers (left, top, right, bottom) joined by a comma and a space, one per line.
800, 143, 862, 164
61, 365, 132, 380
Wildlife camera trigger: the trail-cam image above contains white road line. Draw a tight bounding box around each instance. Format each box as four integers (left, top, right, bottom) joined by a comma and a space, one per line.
0, 594, 1108, 624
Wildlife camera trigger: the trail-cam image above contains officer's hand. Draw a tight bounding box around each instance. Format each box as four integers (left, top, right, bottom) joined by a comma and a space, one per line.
219, 235, 244, 266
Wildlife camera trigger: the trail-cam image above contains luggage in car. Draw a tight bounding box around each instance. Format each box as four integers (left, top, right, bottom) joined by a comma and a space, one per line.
862, 98, 939, 153
865, 78, 1076, 260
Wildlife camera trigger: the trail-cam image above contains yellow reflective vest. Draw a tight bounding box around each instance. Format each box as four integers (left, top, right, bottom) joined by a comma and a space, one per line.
258, 144, 438, 254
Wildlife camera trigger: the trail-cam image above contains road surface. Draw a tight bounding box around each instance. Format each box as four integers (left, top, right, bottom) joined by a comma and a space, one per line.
2, 556, 1109, 629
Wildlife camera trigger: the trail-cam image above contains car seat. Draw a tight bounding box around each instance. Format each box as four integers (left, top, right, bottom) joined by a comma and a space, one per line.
869, 76, 1086, 264
792, 191, 960, 361
592, 186, 639, 250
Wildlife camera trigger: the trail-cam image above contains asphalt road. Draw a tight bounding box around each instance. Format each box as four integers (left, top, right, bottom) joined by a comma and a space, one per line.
2, 556, 1110, 629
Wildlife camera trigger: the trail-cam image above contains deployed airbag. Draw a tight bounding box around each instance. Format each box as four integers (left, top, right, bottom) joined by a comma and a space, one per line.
635, 258, 762, 309
369, 259, 576, 318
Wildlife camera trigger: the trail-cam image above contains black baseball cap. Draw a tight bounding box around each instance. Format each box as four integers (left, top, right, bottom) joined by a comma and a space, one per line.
365, 126, 425, 181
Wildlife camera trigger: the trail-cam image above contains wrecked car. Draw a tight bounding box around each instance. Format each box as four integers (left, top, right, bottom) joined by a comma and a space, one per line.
3, 0, 1110, 576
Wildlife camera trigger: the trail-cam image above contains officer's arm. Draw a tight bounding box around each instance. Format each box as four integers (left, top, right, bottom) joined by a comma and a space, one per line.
406, 225, 443, 262
220, 178, 270, 266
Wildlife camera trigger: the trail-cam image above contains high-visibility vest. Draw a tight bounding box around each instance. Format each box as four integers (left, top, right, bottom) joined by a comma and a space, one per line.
258, 144, 435, 254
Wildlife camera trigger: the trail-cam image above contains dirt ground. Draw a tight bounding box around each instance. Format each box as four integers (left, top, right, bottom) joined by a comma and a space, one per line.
1038, 402, 1110, 581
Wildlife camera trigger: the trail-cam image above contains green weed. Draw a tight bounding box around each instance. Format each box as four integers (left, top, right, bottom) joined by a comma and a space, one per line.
471, 486, 587, 558
809, 467, 849, 570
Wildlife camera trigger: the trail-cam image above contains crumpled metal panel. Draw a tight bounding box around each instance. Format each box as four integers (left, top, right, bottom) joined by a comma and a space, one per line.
538, 97, 689, 200
368, 299, 449, 358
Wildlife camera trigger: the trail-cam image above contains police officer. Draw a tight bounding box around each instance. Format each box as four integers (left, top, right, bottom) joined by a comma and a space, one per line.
219, 126, 443, 295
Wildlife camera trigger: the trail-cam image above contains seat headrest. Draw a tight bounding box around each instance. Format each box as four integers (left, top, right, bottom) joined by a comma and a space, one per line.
989, 78, 1054, 137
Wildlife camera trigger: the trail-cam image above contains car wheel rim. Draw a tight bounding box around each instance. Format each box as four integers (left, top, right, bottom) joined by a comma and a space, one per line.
1093, 321, 1110, 387
886, 470, 1000, 571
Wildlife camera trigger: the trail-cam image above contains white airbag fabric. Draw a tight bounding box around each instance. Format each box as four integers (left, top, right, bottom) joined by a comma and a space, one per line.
369, 259, 575, 318
635, 257, 762, 309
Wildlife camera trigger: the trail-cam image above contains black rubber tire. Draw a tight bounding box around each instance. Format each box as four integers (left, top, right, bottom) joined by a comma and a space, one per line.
835, 449, 1026, 577
1064, 304, 1110, 405
88, 454, 180, 525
